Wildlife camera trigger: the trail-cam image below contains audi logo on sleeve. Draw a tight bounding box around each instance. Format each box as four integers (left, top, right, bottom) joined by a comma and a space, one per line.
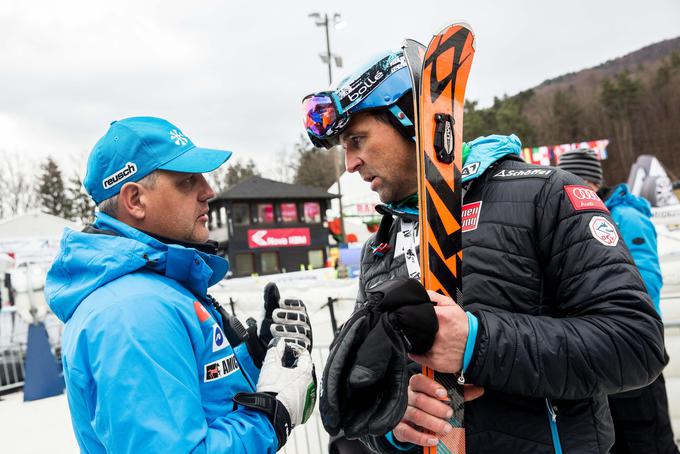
564, 185, 609, 212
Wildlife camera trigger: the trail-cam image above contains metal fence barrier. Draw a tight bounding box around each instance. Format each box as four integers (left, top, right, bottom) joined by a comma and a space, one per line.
5, 298, 680, 453
0, 307, 62, 393
283, 346, 331, 454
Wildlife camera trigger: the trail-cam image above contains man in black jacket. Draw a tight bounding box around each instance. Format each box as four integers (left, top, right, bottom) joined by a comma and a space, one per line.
302, 50, 667, 453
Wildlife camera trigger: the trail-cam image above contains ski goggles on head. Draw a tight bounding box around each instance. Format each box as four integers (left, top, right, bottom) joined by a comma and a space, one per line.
301, 91, 349, 148
302, 52, 411, 149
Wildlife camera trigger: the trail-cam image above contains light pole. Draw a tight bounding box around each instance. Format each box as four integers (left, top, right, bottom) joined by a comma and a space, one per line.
309, 12, 347, 244
308, 12, 345, 85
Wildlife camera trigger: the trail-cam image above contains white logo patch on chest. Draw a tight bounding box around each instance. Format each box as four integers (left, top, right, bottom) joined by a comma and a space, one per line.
589, 216, 619, 247
212, 323, 227, 352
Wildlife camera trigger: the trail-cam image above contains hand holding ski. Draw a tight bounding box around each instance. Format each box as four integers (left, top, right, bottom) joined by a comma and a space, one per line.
393, 374, 455, 447
409, 291, 468, 373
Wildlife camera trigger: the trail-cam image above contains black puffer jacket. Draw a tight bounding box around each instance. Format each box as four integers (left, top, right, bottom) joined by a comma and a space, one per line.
358, 156, 667, 454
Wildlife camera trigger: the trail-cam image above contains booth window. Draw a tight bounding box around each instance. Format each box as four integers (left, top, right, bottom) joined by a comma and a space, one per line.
280, 203, 298, 223
308, 249, 324, 269
231, 204, 250, 226
260, 252, 280, 274
303, 202, 321, 223
256, 203, 274, 224
235, 253, 255, 276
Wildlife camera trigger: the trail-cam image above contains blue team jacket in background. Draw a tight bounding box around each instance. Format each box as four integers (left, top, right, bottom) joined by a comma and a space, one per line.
45, 213, 277, 453
605, 183, 663, 316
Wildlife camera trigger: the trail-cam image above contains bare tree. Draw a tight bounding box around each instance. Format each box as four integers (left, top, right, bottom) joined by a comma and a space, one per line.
0, 152, 38, 219
270, 148, 297, 184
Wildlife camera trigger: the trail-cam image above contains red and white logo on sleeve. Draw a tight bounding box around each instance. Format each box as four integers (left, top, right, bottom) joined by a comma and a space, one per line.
589, 216, 619, 247
564, 185, 609, 212
462, 201, 482, 232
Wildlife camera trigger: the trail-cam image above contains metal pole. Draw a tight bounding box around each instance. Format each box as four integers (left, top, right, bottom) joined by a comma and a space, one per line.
322, 14, 346, 244
229, 297, 236, 316
333, 146, 346, 243
323, 14, 332, 85
326, 297, 338, 335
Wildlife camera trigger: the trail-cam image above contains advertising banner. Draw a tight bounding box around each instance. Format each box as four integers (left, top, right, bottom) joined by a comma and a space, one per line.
521, 139, 609, 165
247, 228, 311, 248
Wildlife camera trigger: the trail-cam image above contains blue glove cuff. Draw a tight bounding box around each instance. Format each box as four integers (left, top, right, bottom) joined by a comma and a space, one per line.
385, 431, 415, 451
462, 312, 478, 373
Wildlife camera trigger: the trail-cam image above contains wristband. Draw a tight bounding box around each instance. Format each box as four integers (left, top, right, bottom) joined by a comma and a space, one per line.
233, 392, 292, 450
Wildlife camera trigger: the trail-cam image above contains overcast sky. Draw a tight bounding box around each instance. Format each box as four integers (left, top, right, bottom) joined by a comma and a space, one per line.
1, 0, 679, 179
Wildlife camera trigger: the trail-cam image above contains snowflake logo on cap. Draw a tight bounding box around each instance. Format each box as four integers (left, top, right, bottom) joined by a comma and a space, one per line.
169, 129, 188, 146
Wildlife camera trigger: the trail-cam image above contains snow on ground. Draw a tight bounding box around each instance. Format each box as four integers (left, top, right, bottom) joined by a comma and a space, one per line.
5, 270, 680, 452
0, 269, 355, 454
0, 391, 77, 454
210, 268, 360, 346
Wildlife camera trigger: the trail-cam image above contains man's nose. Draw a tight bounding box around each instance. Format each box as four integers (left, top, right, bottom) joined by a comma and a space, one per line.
198, 174, 216, 201
345, 150, 362, 173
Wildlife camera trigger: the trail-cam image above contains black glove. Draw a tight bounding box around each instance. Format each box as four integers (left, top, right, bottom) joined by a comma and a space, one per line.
320, 278, 437, 439
259, 282, 280, 346
350, 278, 437, 388
261, 282, 313, 351
247, 283, 314, 369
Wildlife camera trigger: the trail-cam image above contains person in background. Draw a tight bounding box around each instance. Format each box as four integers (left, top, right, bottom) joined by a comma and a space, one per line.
559, 148, 678, 454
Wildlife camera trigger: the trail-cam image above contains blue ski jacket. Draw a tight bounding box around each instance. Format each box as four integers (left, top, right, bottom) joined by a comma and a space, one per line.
605, 183, 663, 315
45, 213, 277, 453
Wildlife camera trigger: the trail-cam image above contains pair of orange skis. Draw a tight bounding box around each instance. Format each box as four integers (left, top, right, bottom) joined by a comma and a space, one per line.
403, 23, 476, 454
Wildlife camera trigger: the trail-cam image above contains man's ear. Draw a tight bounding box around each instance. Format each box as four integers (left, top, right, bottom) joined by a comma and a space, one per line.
118, 182, 146, 221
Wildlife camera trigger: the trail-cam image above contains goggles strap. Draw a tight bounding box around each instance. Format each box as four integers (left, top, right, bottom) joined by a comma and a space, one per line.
388, 104, 416, 141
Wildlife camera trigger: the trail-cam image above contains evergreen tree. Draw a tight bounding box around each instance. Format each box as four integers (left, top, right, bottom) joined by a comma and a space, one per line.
600, 70, 643, 168
463, 100, 496, 141
552, 89, 583, 142
66, 175, 95, 224
600, 70, 642, 120
292, 135, 342, 190
495, 96, 535, 144
463, 94, 534, 144
225, 158, 260, 187
36, 157, 68, 217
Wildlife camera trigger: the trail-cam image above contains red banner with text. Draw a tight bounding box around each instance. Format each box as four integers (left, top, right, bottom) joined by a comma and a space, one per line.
247, 228, 311, 248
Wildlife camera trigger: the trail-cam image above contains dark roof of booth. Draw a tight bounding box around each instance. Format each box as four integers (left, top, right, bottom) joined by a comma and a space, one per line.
214, 176, 337, 201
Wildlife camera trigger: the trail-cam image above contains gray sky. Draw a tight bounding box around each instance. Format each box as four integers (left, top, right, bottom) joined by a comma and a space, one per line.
1, 0, 679, 178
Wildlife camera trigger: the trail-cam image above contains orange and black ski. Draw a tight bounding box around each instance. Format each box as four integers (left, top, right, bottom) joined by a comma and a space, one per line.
403, 22, 475, 454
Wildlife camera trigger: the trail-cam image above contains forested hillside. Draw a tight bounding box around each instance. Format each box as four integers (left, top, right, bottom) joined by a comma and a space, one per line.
464, 37, 680, 183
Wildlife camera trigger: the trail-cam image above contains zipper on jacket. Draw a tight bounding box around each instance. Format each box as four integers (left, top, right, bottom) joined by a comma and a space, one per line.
457, 371, 465, 386
545, 398, 563, 454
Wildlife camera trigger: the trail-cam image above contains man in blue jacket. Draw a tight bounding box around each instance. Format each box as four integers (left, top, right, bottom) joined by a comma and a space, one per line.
45, 117, 316, 453
558, 148, 677, 454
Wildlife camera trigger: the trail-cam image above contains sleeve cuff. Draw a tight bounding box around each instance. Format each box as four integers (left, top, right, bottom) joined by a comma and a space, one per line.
462, 312, 478, 373
385, 431, 414, 451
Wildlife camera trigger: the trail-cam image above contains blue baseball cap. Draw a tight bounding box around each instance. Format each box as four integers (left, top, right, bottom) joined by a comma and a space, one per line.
84, 116, 233, 203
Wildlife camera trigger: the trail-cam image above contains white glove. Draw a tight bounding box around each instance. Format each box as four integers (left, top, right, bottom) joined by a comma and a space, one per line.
270, 298, 313, 351
258, 337, 317, 427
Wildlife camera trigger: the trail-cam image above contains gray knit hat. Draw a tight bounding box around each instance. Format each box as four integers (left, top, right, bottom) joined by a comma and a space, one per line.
557, 148, 603, 186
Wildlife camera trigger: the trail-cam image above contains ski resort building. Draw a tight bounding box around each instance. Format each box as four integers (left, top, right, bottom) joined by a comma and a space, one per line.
207, 176, 337, 277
